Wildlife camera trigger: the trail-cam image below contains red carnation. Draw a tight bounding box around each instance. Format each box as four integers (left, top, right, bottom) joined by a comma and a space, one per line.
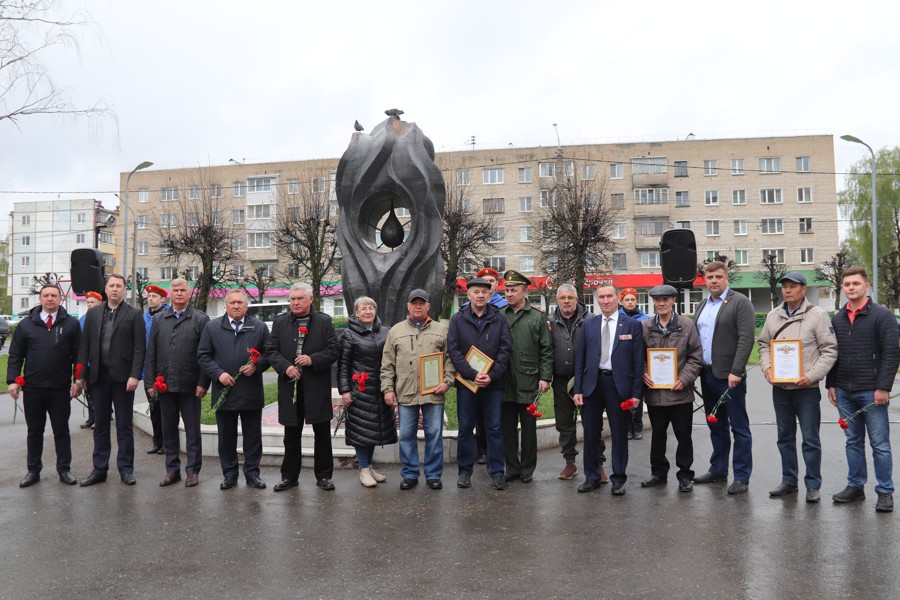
153, 376, 168, 393
526, 403, 538, 414
298, 326, 309, 335
352, 372, 369, 392
620, 398, 638, 411
74, 363, 85, 379
838, 417, 849, 430
706, 414, 718, 424
15, 375, 25, 387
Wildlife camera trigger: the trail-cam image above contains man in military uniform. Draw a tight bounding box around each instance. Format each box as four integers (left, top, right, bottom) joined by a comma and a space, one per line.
501, 270, 553, 483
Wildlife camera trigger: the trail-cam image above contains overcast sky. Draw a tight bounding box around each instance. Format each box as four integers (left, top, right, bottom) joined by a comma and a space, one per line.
2, 0, 898, 234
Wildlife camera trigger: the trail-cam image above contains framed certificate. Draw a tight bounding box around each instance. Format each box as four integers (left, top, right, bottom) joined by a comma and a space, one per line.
646, 348, 678, 389
419, 352, 445, 395
454, 346, 495, 393
771, 339, 803, 383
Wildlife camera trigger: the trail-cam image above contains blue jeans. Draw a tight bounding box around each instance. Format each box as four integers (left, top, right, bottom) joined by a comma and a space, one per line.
398, 403, 444, 480
772, 386, 821, 489
355, 445, 375, 469
835, 388, 894, 494
456, 386, 505, 476
701, 370, 751, 482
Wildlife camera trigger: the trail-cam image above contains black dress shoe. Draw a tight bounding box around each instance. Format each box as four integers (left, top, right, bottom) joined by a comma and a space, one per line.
19, 472, 40, 488
505, 473, 520, 482
316, 478, 335, 491
58, 471, 77, 485
769, 483, 799, 497
679, 479, 694, 493
641, 475, 666, 488
80, 419, 94, 429
400, 478, 418, 490
156, 447, 165, 455
457, 473, 472, 488
426, 479, 442, 490
159, 472, 181, 487
693, 471, 727, 484
492, 474, 507, 490
246, 476, 266, 489
79, 472, 107, 487
220, 477, 237, 490
120, 473, 136, 485
476, 453, 488, 465
147, 445, 162, 454
273, 479, 299, 492
632, 431, 643, 440
520, 475, 534, 484
578, 480, 602, 493
611, 483, 626, 496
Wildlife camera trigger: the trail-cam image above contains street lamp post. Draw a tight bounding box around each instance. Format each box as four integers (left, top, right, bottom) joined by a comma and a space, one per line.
840, 135, 878, 304
123, 160, 153, 305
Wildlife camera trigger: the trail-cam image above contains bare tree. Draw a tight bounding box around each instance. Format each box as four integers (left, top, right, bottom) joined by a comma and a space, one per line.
536, 159, 620, 293
271, 180, 339, 309
154, 173, 239, 312
439, 171, 497, 319
0, 1, 113, 127
228, 264, 278, 305
755, 253, 789, 308
128, 271, 148, 311
698, 254, 740, 281
815, 248, 855, 310
30, 271, 60, 293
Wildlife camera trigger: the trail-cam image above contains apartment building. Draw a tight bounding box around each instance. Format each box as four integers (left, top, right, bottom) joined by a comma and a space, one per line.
121, 134, 838, 316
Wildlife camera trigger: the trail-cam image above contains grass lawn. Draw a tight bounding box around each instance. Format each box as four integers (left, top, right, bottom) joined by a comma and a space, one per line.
0, 355, 7, 393
198, 382, 279, 425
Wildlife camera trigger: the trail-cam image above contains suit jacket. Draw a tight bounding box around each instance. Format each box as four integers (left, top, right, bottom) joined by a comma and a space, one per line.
78, 301, 146, 384
694, 288, 755, 379
574, 312, 644, 401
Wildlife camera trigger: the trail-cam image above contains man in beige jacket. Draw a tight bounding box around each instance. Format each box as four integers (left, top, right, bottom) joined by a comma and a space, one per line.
380, 289, 456, 491
758, 272, 837, 503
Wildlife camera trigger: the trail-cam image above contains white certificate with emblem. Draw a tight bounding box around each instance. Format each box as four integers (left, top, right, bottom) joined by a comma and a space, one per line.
646, 348, 678, 389
771, 339, 803, 383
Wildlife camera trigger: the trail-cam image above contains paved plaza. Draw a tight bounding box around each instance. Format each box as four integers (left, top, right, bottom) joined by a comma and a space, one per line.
1, 368, 898, 599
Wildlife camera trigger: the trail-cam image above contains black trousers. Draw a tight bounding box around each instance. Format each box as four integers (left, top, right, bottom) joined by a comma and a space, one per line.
502, 402, 537, 478
23, 387, 72, 474
647, 403, 694, 482
90, 370, 135, 475
160, 391, 202, 475
583, 374, 628, 484
216, 408, 262, 479
552, 378, 607, 465
281, 390, 333, 481
149, 397, 163, 447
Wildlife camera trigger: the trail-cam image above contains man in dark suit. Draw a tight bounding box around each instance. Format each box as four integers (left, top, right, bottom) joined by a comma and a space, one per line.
574, 283, 644, 495
76, 274, 146, 486
265, 282, 340, 492
693, 261, 755, 494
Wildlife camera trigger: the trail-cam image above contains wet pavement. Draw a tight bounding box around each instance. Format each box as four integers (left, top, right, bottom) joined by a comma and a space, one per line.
1, 368, 899, 599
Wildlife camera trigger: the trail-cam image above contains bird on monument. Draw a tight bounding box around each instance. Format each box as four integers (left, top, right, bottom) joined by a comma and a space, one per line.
384, 108, 404, 117
354, 120, 364, 132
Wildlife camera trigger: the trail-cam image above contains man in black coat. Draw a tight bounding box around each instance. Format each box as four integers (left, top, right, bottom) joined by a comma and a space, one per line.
77, 274, 146, 486
7, 284, 82, 487
266, 283, 340, 492
145, 278, 210, 488
197, 289, 270, 491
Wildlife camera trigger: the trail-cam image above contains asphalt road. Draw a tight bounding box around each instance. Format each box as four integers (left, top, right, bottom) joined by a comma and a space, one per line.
0, 368, 898, 599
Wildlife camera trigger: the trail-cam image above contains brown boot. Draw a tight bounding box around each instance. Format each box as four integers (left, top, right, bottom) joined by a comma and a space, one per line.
559, 463, 578, 480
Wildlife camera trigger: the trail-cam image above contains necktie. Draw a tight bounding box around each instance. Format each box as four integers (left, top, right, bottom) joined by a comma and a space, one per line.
46, 315, 53, 330
232, 320, 242, 334
600, 318, 611, 365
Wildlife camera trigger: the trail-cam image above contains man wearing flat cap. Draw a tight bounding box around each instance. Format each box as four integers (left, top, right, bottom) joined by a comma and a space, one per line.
758, 272, 837, 503
641, 284, 703, 492
500, 270, 553, 484
471, 268, 507, 462
143, 284, 170, 455
381, 289, 455, 490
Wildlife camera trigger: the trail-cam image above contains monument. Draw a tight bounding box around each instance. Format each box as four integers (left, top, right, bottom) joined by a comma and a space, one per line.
336, 110, 446, 326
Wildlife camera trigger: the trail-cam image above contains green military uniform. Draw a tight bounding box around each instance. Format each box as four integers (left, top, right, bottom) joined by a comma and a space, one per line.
501, 270, 554, 480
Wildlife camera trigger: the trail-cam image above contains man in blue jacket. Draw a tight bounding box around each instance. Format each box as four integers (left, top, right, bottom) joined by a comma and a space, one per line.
143, 284, 170, 454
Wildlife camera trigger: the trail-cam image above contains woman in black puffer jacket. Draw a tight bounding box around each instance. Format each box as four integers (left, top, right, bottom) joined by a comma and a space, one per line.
338, 297, 397, 487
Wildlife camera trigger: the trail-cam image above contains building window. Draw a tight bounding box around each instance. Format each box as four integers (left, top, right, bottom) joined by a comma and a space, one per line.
188, 185, 200, 200
612, 223, 626, 239
519, 256, 535, 272
675, 191, 690, 207
483, 198, 505, 214
796, 156, 810, 173
486, 256, 506, 271
704, 160, 717, 176
231, 264, 245, 278
248, 233, 271, 248
539, 162, 555, 178
707, 251, 720, 261
21, 215, 31, 225
612, 253, 627, 270
248, 177, 272, 192
735, 250, 749, 266
286, 262, 300, 278
800, 248, 814, 264
309, 177, 325, 193
799, 217, 812, 233
184, 266, 200, 280
540, 189, 556, 208
160, 267, 176, 280
731, 159, 744, 175
706, 220, 720, 236
76, 233, 86, 244
76, 213, 86, 224
674, 161, 688, 177
210, 184, 222, 198
519, 197, 532, 213
761, 218, 784, 234
456, 170, 470, 186
631, 157, 666, 174
640, 220, 666, 236
581, 164, 597, 180
212, 211, 223, 226
704, 190, 719, 206
760, 188, 783, 204
763, 249, 785, 264
137, 215, 148, 229
759, 157, 781, 173
798, 187, 812, 203
519, 225, 534, 242
732, 189, 747, 205
160, 245, 173, 256
640, 251, 660, 268
160, 214, 177, 228
21, 276, 30, 288
634, 188, 669, 204
162, 187, 178, 201
136, 267, 148, 279
249, 205, 272, 219
562, 161, 575, 177
233, 182, 246, 197
21, 256, 30, 266
518, 167, 532, 183
20, 297, 29, 309
482, 168, 504, 185
734, 219, 748, 235
98, 231, 113, 244
332, 297, 345, 317
487, 227, 505, 243
21, 235, 30, 246
137, 241, 148, 255
233, 210, 245, 224
138, 188, 150, 203
287, 179, 300, 195
233, 237, 246, 251
610, 193, 625, 209
610, 163, 623, 179
675, 220, 691, 230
